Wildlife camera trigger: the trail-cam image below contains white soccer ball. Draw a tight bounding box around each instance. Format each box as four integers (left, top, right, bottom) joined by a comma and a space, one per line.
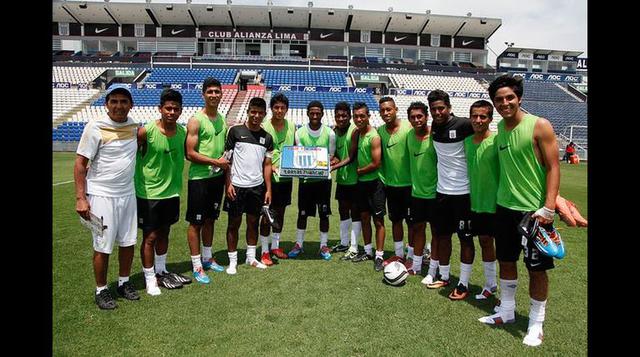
383, 261, 408, 286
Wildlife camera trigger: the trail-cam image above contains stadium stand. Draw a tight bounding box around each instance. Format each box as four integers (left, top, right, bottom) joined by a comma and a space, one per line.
263, 70, 348, 87
145, 68, 238, 85
52, 88, 100, 122
391, 73, 487, 92
53, 66, 108, 85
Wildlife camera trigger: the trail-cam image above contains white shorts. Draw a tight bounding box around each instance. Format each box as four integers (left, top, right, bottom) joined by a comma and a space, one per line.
88, 194, 137, 254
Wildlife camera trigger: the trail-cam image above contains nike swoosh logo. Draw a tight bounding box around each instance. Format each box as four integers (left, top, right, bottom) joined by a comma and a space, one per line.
171, 29, 185, 35
320, 33, 333, 39
499, 145, 510, 151
394, 36, 408, 42
164, 149, 174, 154
278, 140, 285, 145
462, 40, 474, 46
386, 142, 398, 149
95, 28, 109, 34
413, 152, 425, 157
240, 135, 249, 139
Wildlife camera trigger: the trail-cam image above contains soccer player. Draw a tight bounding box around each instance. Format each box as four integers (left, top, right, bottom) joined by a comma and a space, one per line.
424, 89, 476, 301
332, 102, 386, 271
330, 101, 362, 260
287, 101, 336, 260
184, 77, 230, 284
135, 89, 192, 296
377, 97, 415, 267
75, 86, 140, 309
405, 102, 438, 276
478, 74, 560, 348
259, 93, 295, 266
463, 100, 499, 300
223, 97, 274, 274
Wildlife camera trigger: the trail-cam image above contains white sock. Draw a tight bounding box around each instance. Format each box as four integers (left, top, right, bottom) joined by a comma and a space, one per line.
428, 259, 439, 278
499, 279, 518, 313
459, 262, 473, 287
296, 229, 305, 247
528, 298, 547, 333
202, 246, 212, 261
394, 241, 404, 257
340, 219, 351, 246
246, 245, 257, 263
483, 260, 497, 288
364, 243, 373, 256
320, 232, 329, 248
375, 250, 384, 259
118, 276, 129, 287
351, 221, 362, 249
271, 233, 281, 250
154, 253, 167, 274
407, 246, 414, 260
143, 267, 155, 280
412, 255, 423, 272
439, 264, 450, 281
96, 285, 107, 294
143, 267, 160, 295
260, 235, 270, 254
191, 254, 203, 271
227, 251, 238, 275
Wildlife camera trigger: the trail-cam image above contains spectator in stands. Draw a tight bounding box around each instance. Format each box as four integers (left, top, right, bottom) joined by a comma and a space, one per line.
330, 102, 362, 260
184, 77, 231, 284
75, 86, 140, 310
259, 93, 296, 265
134, 89, 191, 297
563, 142, 576, 163
479, 74, 561, 348
223, 97, 274, 274
287, 101, 336, 260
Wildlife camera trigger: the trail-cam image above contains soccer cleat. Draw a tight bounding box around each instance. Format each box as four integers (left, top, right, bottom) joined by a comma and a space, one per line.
287, 243, 304, 258
156, 272, 183, 289
475, 286, 498, 300
166, 271, 192, 285
374, 257, 384, 272
319, 246, 332, 260
518, 213, 539, 240
523, 329, 544, 347
192, 268, 211, 284
270, 248, 288, 260
421, 274, 435, 286
534, 225, 559, 258
95, 289, 117, 310
202, 258, 225, 273
331, 243, 349, 253
545, 225, 566, 259
426, 279, 450, 289
261, 252, 274, 266
340, 248, 359, 261
383, 255, 404, 267
448, 283, 469, 300
261, 205, 281, 230
352, 252, 373, 262
478, 311, 516, 325
116, 282, 140, 300
247, 259, 268, 269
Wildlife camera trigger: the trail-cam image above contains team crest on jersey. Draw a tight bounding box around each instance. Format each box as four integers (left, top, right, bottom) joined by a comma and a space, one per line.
260, 137, 265, 144
449, 130, 457, 139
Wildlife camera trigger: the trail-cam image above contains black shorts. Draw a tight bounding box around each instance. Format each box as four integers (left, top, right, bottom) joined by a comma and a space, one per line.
408, 196, 434, 224
385, 185, 412, 222
335, 183, 357, 202
297, 180, 332, 218
223, 184, 265, 217
356, 179, 386, 219
137, 196, 180, 232
431, 192, 472, 239
495, 205, 554, 271
186, 175, 225, 224
271, 180, 293, 207
471, 212, 497, 236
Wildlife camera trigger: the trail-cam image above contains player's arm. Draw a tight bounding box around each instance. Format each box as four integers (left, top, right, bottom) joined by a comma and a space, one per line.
137, 125, 148, 156
185, 117, 226, 168
331, 128, 359, 171
532, 118, 560, 224
328, 129, 336, 161
357, 136, 381, 175
74, 154, 91, 220
263, 156, 273, 205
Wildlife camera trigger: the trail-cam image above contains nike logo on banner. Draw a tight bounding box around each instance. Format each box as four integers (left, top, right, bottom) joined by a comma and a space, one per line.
386, 142, 398, 149
95, 28, 109, 34
462, 40, 474, 46
413, 152, 425, 157
320, 33, 333, 39
394, 36, 408, 42
499, 144, 510, 151
171, 29, 186, 35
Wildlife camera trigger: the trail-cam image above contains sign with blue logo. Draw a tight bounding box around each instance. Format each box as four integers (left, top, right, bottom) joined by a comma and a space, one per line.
280, 146, 330, 178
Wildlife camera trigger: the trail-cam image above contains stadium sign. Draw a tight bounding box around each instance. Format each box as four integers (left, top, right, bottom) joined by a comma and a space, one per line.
577, 58, 588, 70
511, 72, 582, 82
280, 146, 330, 179
53, 82, 71, 88
270, 85, 369, 93
388, 89, 490, 98
200, 29, 308, 40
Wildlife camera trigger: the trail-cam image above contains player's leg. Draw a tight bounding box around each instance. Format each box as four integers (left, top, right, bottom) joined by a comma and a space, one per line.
115, 194, 139, 301
88, 194, 117, 309
318, 181, 332, 260
201, 176, 225, 272
245, 185, 268, 269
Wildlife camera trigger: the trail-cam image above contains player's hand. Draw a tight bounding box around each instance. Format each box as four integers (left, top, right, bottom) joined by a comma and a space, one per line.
226, 185, 236, 201
532, 206, 555, 225
330, 157, 339, 165
215, 158, 230, 171
76, 197, 91, 220
264, 190, 272, 205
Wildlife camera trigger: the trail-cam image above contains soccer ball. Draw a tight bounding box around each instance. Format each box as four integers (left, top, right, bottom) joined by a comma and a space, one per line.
383, 261, 408, 286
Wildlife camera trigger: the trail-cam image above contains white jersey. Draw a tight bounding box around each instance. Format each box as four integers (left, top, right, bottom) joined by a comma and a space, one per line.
76, 116, 138, 197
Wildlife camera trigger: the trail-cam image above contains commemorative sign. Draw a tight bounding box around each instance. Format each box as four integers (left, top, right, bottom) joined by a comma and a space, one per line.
280, 146, 330, 178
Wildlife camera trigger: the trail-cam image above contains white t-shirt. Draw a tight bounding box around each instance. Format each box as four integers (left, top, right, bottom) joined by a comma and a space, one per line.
76, 116, 138, 197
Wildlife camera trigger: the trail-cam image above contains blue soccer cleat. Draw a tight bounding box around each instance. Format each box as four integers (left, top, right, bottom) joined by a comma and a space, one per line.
202, 259, 225, 273
534, 225, 559, 258
288, 243, 304, 258
192, 268, 211, 284
544, 225, 566, 259
319, 246, 332, 260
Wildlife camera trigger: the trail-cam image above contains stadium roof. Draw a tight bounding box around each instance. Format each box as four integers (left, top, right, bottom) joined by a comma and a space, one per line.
53, 1, 501, 38
501, 47, 583, 57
